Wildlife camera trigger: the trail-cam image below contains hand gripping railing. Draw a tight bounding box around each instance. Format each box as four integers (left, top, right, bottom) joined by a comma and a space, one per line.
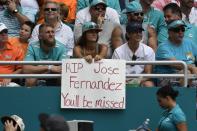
0, 60, 188, 87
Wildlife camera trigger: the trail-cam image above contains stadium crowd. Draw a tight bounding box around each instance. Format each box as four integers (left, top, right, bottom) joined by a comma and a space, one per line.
0, 0, 197, 87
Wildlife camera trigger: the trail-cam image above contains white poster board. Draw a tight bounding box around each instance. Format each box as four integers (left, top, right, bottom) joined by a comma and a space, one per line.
61, 59, 126, 109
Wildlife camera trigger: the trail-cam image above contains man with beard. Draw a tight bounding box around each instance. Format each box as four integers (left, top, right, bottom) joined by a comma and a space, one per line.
74, 0, 121, 58
23, 24, 68, 87
30, 1, 74, 57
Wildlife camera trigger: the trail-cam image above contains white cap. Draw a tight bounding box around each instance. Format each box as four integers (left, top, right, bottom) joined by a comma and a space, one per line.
0, 23, 7, 32
1, 115, 25, 131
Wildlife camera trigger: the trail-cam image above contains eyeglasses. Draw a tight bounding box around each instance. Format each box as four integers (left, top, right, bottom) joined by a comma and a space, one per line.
94, 6, 106, 11
133, 12, 144, 17
44, 8, 57, 12
170, 27, 185, 33
132, 54, 137, 61
0, 29, 8, 34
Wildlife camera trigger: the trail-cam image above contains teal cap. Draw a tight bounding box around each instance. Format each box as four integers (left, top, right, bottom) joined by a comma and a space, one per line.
82, 22, 102, 33
90, 0, 107, 7
168, 20, 186, 29
122, 1, 142, 13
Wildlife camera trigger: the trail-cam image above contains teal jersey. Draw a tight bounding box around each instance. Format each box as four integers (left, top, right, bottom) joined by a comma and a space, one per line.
158, 104, 186, 131
143, 7, 168, 45
155, 38, 197, 73
25, 40, 68, 61
184, 22, 197, 45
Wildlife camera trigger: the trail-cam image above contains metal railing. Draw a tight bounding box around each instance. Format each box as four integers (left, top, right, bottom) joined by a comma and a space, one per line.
0, 60, 189, 87
126, 61, 188, 87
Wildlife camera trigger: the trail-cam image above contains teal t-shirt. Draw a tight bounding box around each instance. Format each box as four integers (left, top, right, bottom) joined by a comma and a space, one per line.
155, 38, 197, 73
143, 7, 168, 45
158, 104, 186, 131
25, 40, 68, 61
184, 22, 197, 45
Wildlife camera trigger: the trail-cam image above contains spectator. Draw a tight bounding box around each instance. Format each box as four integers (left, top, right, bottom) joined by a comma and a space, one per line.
23, 24, 68, 87
73, 22, 108, 63
112, 22, 155, 87
20, 0, 39, 23
0, 23, 24, 87
59, 3, 69, 23
156, 86, 187, 131
9, 21, 35, 55
156, 20, 197, 87
163, 3, 197, 45
180, 0, 195, 24
74, 0, 122, 58
139, 0, 168, 45
0, 0, 30, 37
122, 1, 157, 51
38, 113, 69, 131
51, 0, 77, 24
30, 1, 74, 57
77, 0, 121, 14
152, 0, 180, 11
1, 114, 25, 131
189, 0, 197, 26
36, 0, 76, 25
38, 113, 49, 131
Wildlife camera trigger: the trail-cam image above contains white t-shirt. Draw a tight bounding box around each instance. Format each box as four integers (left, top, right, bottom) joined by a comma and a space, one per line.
74, 6, 120, 41
189, 7, 197, 26
112, 42, 155, 74
29, 22, 74, 56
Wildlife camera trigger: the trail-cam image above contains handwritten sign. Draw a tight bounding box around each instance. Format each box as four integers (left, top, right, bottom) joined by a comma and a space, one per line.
61, 59, 126, 109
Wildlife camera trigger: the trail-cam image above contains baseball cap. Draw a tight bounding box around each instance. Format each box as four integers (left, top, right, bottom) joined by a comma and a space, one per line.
90, 0, 107, 7
0, 23, 7, 32
122, 1, 142, 13
45, 115, 69, 131
1, 115, 25, 131
82, 22, 102, 33
167, 20, 186, 29
126, 21, 144, 33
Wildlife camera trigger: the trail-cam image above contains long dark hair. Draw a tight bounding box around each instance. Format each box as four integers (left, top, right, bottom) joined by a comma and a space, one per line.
77, 31, 99, 48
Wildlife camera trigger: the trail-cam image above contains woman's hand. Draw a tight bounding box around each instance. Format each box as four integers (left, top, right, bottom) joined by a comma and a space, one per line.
94, 55, 103, 62
84, 55, 93, 63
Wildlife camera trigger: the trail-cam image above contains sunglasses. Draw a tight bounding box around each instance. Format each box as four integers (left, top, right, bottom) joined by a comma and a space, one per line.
132, 54, 137, 61
170, 27, 185, 33
94, 6, 106, 11
0, 29, 8, 34
133, 12, 144, 17
44, 8, 57, 12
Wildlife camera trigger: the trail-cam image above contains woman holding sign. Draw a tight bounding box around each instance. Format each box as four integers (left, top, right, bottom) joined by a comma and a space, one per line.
156, 86, 187, 131
73, 22, 108, 63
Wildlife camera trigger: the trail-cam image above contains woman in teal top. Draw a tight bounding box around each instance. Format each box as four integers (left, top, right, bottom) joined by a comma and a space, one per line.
156, 86, 187, 131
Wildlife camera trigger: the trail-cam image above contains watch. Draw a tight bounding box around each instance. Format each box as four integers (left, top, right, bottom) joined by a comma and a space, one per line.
12, 9, 18, 14
48, 65, 52, 73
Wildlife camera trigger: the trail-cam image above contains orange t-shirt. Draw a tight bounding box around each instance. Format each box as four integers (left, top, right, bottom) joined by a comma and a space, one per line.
37, 0, 77, 24
9, 37, 28, 56
0, 41, 24, 81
